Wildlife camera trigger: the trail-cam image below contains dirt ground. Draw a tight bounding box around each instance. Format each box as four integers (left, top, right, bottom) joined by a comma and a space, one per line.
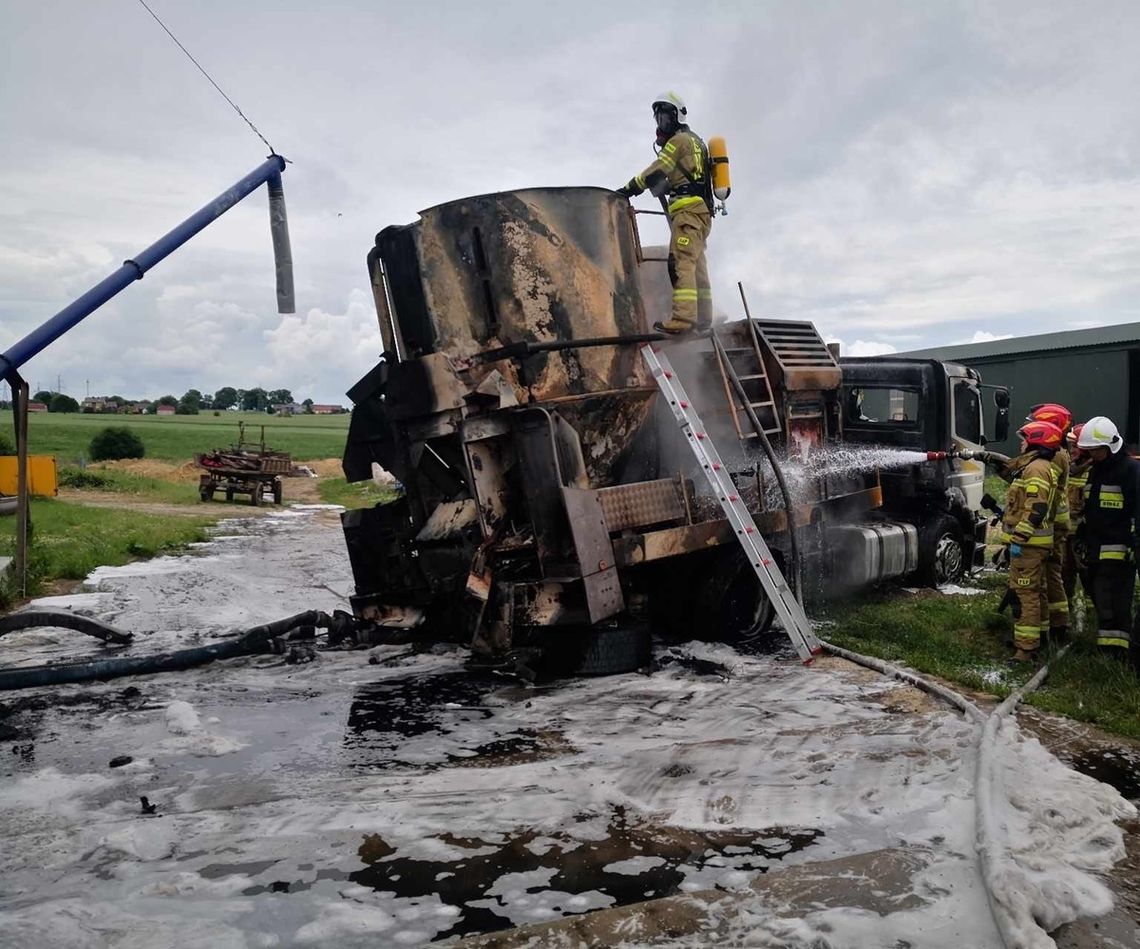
56, 457, 345, 516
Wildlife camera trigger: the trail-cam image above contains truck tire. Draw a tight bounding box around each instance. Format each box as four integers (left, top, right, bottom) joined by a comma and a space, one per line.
225, 487, 234, 502
199, 488, 212, 502
273, 480, 283, 505
250, 486, 261, 507
694, 550, 776, 642
545, 622, 652, 677
916, 514, 965, 586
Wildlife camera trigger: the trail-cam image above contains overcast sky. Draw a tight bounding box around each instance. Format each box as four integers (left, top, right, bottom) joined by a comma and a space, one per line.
3, 0, 1140, 403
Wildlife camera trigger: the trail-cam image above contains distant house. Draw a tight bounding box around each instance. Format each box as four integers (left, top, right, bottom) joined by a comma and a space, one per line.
81, 396, 117, 413
27, 402, 49, 413
156, 405, 176, 416
310, 404, 345, 415
123, 402, 149, 415
272, 403, 304, 416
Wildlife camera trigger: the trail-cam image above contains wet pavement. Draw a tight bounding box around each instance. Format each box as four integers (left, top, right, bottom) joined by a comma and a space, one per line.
0, 507, 1134, 947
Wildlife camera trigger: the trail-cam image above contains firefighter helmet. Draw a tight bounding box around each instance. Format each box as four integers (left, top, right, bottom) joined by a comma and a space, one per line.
652, 91, 687, 120
1077, 416, 1123, 453
1027, 402, 1072, 432
1018, 419, 1064, 451
1067, 423, 1084, 444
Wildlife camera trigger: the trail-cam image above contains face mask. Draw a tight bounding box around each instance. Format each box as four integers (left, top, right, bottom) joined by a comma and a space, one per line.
655, 109, 675, 135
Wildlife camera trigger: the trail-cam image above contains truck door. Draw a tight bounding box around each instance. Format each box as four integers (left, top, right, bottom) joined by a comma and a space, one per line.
949, 377, 985, 510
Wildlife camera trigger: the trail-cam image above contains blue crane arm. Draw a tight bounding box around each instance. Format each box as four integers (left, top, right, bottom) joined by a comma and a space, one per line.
1, 154, 293, 380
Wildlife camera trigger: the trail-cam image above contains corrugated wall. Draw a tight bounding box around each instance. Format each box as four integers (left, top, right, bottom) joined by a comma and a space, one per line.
961, 349, 1130, 455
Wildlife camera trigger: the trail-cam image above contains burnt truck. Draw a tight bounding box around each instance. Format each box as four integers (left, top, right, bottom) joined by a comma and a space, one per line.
339, 187, 1010, 671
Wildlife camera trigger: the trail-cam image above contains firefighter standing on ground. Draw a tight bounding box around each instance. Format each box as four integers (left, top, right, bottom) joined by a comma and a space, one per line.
1063, 423, 1093, 601
616, 92, 713, 335
1000, 420, 1063, 662
1076, 416, 1140, 665
1027, 403, 1073, 644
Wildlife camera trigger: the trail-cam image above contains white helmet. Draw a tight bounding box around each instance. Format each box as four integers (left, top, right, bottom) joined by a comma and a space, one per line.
652, 91, 687, 121
1077, 415, 1123, 453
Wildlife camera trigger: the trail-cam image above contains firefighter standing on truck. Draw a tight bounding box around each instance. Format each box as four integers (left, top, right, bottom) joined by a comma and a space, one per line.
616, 92, 713, 335
1076, 416, 1140, 667
1000, 420, 1063, 662
1027, 403, 1073, 645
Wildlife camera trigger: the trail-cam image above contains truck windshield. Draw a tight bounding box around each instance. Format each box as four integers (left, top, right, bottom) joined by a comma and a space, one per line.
952, 379, 982, 444
844, 386, 920, 428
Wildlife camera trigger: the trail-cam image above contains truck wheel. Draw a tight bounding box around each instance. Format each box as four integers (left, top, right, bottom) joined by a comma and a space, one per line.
917, 515, 965, 586
273, 480, 283, 505
694, 550, 776, 642
225, 488, 234, 502
250, 487, 261, 507
546, 622, 652, 677
199, 488, 212, 502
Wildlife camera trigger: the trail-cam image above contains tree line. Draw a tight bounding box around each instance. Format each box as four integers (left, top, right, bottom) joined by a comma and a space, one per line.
13, 387, 319, 415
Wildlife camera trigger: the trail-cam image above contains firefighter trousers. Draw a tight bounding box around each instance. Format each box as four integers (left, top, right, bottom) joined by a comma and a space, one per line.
667, 204, 712, 329
1088, 560, 1135, 658
1045, 535, 1070, 629
1061, 533, 1089, 602
1009, 546, 1049, 652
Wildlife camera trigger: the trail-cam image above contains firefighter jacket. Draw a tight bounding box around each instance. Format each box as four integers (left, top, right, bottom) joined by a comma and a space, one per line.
1082, 449, 1140, 562
1000, 450, 1057, 547
1049, 447, 1071, 537
624, 128, 710, 217
1067, 457, 1092, 527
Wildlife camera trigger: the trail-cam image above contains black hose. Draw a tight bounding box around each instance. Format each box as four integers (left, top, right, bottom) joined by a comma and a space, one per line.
0, 610, 334, 692
711, 328, 804, 604
0, 610, 134, 645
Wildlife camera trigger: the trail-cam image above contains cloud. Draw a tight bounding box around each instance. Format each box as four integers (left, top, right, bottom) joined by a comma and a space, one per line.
825, 337, 898, 358
5, 0, 1140, 401
959, 331, 1014, 345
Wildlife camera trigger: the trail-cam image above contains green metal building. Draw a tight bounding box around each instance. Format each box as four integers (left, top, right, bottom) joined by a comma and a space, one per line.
901, 322, 1140, 455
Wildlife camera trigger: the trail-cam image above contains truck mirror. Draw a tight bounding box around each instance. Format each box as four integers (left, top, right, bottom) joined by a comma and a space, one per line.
994, 406, 1010, 442
994, 388, 1010, 409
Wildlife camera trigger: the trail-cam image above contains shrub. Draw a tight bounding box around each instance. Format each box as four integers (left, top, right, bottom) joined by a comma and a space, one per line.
0, 431, 14, 455
90, 427, 146, 462
48, 393, 80, 413
59, 466, 111, 488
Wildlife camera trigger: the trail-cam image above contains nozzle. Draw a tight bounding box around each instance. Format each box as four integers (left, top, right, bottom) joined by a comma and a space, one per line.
926, 451, 949, 461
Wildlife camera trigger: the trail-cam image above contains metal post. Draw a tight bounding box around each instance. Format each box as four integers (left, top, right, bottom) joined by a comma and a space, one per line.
13, 375, 29, 597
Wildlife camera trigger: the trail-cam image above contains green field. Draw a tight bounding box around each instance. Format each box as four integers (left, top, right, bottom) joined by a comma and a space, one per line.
0, 410, 351, 463
1, 498, 215, 608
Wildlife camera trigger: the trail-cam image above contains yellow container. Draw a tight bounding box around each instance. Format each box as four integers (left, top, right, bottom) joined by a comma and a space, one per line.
709, 136, 731, 200
0, 456, 59, 497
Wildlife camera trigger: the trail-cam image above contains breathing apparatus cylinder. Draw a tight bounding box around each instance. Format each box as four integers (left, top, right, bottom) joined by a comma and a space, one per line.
709, 136, 731, 200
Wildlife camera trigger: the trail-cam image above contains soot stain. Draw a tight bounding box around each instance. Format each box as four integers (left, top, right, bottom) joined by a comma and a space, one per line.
234, 806, 822, 941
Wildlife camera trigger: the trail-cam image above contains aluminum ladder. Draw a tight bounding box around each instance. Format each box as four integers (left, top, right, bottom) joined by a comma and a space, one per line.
642, 343, 821, 662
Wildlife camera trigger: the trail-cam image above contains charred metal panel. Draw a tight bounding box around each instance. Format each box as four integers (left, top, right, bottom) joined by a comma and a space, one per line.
542, 388, 659, 486
562, 487, 624, 622
597, 478, 688, 532
415, 498, 479, 543
612, 520, 735, 567
462, 424, 515, 539
384, 353, 468, 422
514, 410, 572, 571
382, 187, 652, 402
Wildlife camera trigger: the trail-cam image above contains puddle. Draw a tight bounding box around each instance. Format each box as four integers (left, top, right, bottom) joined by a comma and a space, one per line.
344, 673, 572, 770
235, 806, 822, 940
1070, 748, 1140, 800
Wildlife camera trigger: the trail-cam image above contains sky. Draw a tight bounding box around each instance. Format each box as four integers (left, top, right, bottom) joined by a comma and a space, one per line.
3, 0, 1140, 403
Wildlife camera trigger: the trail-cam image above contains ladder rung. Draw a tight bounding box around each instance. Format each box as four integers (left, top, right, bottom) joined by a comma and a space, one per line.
738, 374, 768, 381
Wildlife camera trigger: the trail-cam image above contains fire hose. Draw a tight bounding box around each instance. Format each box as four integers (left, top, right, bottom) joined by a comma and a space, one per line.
0, 610, 355, 691
817, 634, 1071, 949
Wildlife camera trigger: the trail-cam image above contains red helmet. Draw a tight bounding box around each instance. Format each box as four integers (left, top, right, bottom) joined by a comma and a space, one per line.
1027, 402, 1072, 432
1019, 419, 1064, 451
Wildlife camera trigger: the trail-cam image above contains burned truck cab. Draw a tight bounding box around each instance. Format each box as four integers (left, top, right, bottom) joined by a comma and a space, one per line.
839, 357, 1006, 583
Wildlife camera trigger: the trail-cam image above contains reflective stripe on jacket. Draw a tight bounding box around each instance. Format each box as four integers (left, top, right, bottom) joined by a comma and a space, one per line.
1001, 452, 1057, 547
1083, 450, 1140, 561
1067, 459, 1091, 527
626, 129, 710, 217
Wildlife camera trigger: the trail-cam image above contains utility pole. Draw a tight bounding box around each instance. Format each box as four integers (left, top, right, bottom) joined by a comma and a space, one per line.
56, 373, 62, 394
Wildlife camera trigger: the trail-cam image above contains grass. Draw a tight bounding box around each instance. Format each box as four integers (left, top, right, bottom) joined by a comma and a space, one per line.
821, 573, 1140, 740
58, 466, 201, 505
0, 498, 214, 608
317, 476, 397, 509
0, 410, 350, 464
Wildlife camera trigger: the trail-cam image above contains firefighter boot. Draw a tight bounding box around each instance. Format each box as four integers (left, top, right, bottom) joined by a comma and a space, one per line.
653, 318, 695, 336
1047, 625, 1070, 648
1011, 648, 1036, 664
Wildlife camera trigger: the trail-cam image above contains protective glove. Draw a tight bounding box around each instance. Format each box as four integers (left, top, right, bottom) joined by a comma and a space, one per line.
1009, 543, 1022, 558
614, 185, 634, 199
